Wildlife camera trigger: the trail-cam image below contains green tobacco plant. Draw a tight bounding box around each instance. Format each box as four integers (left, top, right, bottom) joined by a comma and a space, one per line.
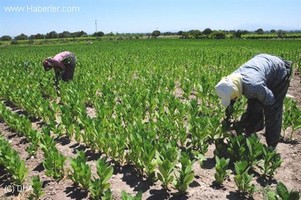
265, 182, 300, 200
214, 156, 230, 185
245, 134, 264, 167
26, 130, 41, 157
157, 144, 179, 189
0, 102, 41, 157
40, 134, 66, 180
102, 126, 127, 165
113, 133, 127, 164
40, 134, 56, 152
127, 129, 145, 175
275, 182, 300, 200
226, 134, 248, 163
10, 156, 28, 185
258, 146, 282, 178
29, 175, 44, 200
121, 191, 142, 200
189, 113, 210, 155
42, 148, 66, 180
69, 150, 91, 190
4, 149, 28, 185
126, 124, 158, 180
283, 98, 301, 141
0, 136, 28, 185
174, 152, 195, 194
139, 140, 158, 182
234, 161, 255, 196
226, 134, 264, 169
89, 158, 113, 200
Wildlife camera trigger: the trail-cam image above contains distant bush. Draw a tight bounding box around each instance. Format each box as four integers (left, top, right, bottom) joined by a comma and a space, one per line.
11, 39, 18, 45
1, 35, 12, 41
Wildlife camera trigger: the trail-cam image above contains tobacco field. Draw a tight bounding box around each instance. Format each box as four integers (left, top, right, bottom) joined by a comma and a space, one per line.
0, 39, 301, 200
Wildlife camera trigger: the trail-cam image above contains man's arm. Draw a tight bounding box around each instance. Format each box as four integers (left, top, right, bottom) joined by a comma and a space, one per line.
252, 85, 275, 106
47, 58, 65, 71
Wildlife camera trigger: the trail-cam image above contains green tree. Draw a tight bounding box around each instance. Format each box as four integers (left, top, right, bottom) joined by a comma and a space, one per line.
152, 30, 161, 38
255, 28, 264, 35
270, 29, 276, 33
33, 33, 44, 39
210, 31, 226, 39
203, 28, 213, 36
178, 31, 184, 36
72, 31, 87, 37
45, 31, 58, 39
277, 30, 286, 38
233, 30, 249, 38
58, 31, 72, 38
14, 33, 28, 40
188, 29, 202, 39
180, 32, 189, 39
93, 31, 105, 37
1, 35, 12, 41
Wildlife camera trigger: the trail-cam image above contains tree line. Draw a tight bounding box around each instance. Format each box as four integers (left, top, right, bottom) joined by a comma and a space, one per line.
1, 28, 301, 41
0, 30, 104, 41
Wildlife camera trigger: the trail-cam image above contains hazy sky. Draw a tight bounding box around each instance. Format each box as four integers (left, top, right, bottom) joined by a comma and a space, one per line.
0, 0, 300, 36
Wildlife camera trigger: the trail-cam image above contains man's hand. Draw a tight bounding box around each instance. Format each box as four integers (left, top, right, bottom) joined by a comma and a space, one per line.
222, 100, 236, 131
225, 100, 236, 121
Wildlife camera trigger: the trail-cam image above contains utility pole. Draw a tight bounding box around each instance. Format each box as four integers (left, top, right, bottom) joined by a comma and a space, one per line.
95, 20, 97, 33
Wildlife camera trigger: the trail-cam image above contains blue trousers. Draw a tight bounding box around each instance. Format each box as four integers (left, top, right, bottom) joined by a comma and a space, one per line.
242, 63, 291, 147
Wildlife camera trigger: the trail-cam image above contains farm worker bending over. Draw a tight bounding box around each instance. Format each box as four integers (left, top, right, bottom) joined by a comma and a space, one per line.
215, 54, 292, 147
43, 51, 76, 95
43, 51, 76, 82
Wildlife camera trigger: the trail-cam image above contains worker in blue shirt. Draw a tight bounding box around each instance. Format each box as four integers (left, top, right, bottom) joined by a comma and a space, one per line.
215, 54, 292, 147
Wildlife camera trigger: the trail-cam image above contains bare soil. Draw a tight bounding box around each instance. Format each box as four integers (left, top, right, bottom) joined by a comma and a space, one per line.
0, 73, 300, 200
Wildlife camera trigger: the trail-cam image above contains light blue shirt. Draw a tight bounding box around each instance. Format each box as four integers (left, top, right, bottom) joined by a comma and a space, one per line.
233, 54, 290, 105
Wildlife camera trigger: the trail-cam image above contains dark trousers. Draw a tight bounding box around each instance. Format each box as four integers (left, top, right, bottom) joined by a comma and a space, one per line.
241, 63, 291, 147
62, 63, 76, 81
62, 54, 76, 81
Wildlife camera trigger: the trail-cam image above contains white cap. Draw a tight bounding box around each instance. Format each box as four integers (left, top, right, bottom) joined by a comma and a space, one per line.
215, 77, 235, 107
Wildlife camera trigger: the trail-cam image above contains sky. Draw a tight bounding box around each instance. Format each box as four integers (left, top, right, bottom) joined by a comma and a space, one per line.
0, 0, 300, 37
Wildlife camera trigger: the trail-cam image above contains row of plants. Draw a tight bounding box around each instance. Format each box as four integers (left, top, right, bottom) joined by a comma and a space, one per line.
0, 61, 57, 125
69, 150, 113, 199
0, 131, 138, 200
0, 135, 28, 185
214, 134, 284, 197
38, 111, 300, 199
283, 98, 301, 140
0, 102, 140, 199
0, 101, 41, 156
0, 135, 45, 200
